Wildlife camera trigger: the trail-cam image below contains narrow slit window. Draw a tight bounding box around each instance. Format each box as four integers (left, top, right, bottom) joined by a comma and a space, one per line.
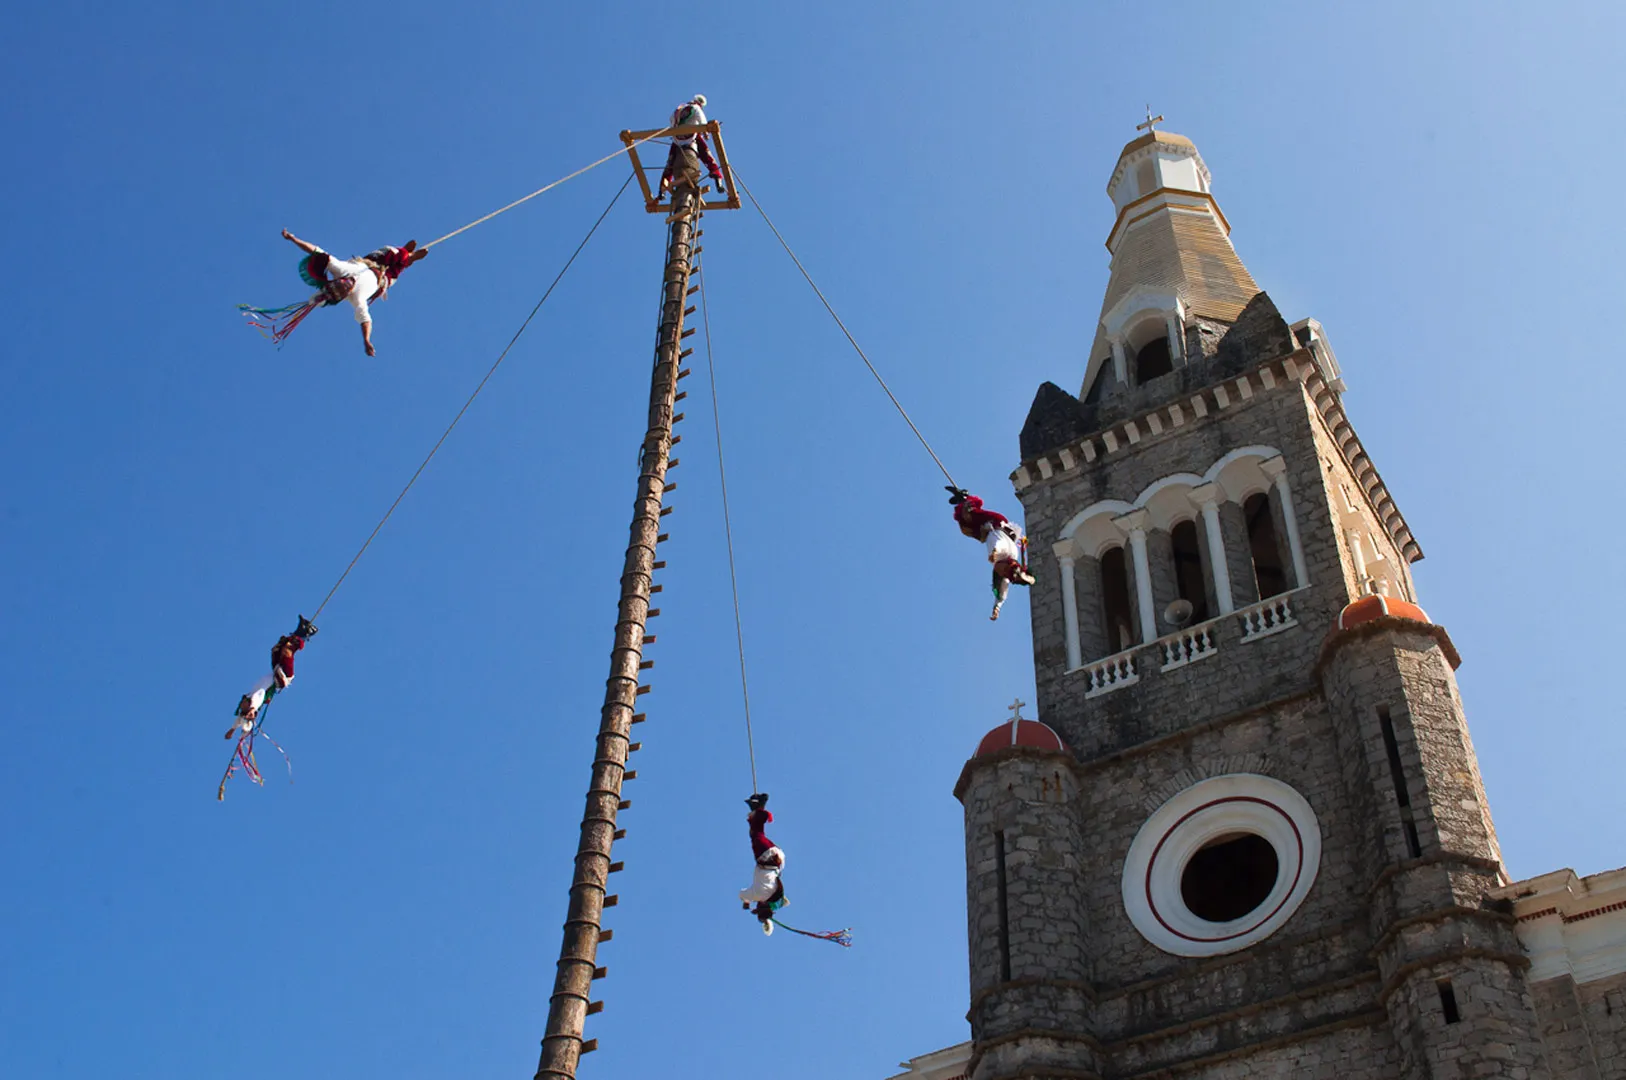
995, 830, 1012, 982
1438, 979, 1461, 1024
1379, 706, 1423, 858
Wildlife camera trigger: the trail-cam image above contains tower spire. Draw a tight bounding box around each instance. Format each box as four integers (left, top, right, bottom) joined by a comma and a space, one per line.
1080, 125, 1258, 400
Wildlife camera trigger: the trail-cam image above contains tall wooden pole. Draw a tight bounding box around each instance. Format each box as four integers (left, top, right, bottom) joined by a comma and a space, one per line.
534, 184, 699, 1080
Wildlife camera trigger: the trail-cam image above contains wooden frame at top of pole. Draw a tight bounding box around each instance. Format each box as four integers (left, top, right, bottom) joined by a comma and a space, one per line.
620, 122, 743, 214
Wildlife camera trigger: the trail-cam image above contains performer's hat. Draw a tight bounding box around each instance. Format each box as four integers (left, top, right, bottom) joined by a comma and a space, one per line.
692, 93, 707, 107
945, 485, 970, 504
745, 792, 769, 810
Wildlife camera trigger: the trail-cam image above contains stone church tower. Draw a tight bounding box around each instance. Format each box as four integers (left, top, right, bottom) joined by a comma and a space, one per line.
887, 129, 1626, 1080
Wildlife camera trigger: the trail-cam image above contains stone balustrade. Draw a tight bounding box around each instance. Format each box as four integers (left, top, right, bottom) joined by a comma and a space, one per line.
1236, 592, 1298, 642
1158, 622, 1219, 671
1082, 650, 1139, 697
1067, 588, 1307, 700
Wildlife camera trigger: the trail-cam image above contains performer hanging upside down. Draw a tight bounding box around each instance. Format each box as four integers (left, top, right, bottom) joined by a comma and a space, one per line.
739, 792, 787, 935
271, 615, 319, 688
226, 673, 277, 740
225, 616, 318, 739
948, 487, 1036, 621
239, 230, 427, 353
660, 95, 724, 207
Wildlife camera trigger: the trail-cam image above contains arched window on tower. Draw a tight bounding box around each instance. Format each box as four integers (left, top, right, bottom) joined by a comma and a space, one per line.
1244, 492, 1289, 599
1099, 546, 1135, 655
1170, 519, 1210, 624
1135, 336, 1174, 384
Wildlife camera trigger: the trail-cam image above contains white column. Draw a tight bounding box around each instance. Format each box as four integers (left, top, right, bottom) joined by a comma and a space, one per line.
1164, 312, 1184, 363
1054, 544, 1082, 671
1115, 510, 1157, 644
1190, 483, 1235, 615
1110, 339, 1128, 385
1260, 457, 1310, 589
1346, 528, 1367, 584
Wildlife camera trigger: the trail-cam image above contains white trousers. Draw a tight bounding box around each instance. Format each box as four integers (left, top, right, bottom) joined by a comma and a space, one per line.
740, 847, 785, 903
986, 528, 1022, 565
243, 672, 275, 715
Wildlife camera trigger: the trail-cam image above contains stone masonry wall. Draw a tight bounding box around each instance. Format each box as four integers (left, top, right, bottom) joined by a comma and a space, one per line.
1070, 692, 1392, 1076
1529, 972, 1626, 1080
958, 749, 1098, 1080
1302, 386, 1418, 604
1019, 380, 1353, 762
1320, 627, 1547, 1079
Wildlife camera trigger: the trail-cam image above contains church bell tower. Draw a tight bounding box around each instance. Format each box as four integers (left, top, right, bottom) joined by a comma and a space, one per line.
952, 124, 1555, 1080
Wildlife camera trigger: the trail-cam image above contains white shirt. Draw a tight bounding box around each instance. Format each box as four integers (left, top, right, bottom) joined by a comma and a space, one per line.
672, 102, 707, 147
313, 248, 378, 325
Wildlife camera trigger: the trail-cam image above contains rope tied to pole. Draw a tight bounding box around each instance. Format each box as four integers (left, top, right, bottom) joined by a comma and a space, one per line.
422, 134, 662, 251
732, 169, 960, 491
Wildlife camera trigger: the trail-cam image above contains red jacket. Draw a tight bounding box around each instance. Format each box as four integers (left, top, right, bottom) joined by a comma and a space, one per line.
748, 808, 776, 859
953, 495, 1008, 541
271, 634, 305, 678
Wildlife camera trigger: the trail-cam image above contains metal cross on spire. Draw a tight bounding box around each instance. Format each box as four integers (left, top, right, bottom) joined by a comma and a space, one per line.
1007, 698, 1028, 722
1136, 106, 1165, 134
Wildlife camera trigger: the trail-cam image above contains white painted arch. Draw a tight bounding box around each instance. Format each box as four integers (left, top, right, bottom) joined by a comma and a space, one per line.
1056, 446, 1286, 559
1053, 446, 1309, 665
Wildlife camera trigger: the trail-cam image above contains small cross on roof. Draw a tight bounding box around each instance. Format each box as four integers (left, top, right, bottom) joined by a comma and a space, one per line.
1136, 106, 1165, 135
1007, 698, 1030, 747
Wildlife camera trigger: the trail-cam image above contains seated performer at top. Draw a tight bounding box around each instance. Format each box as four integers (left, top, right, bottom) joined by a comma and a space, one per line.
739, 792, 787, 936
659, 95, 724, 213
948, 487, 1036, 622
240, 231, 427, 353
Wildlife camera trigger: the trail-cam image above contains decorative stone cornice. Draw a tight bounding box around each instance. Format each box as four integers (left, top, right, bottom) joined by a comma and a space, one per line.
968, 975, 1101, 1012
1107, 135, 1209, 198
1315, 613, 1462, 673
1490, 865, 1626, 985
1111, 1008, 1389, 1080
1012, 346, 1424, 566
953, 744, 1080, 802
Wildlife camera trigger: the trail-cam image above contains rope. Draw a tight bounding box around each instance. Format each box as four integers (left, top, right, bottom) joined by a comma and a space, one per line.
422, 133, 661, 250
695, 263, 759, 794
309, 174, 633, 623
731, 170, 959, 490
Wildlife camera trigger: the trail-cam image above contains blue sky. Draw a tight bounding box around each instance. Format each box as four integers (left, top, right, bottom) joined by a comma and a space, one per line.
2, 3, 1622, 1077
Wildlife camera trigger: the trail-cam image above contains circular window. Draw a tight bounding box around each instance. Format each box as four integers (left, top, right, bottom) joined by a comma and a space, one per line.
1180, 833, 1279, 922
1121, 775, 1321, 957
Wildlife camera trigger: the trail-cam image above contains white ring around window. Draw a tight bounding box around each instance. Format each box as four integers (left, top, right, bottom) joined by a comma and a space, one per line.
1121, 774, 1321, 958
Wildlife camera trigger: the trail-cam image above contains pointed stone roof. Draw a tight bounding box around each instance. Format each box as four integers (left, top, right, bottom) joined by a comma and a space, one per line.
1019, 381, 1087, 461
1080, 129, 1260, 398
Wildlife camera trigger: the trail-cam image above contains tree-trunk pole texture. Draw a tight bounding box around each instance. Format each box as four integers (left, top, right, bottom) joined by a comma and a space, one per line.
534, 187, 698, 1080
